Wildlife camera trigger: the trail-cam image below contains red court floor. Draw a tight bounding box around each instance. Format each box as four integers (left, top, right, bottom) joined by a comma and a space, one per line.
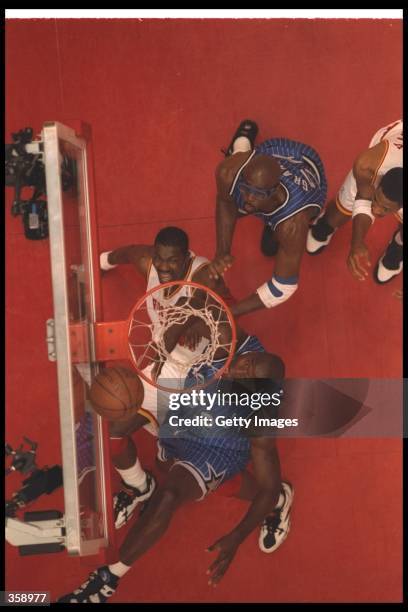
5, 17, 402, 603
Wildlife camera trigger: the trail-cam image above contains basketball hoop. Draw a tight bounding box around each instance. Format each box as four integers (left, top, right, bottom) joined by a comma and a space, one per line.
70, 281, 237, 393
128, 280, 236, 392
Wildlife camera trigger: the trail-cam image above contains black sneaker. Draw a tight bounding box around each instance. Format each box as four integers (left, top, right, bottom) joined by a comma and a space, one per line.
306, 217, 336, 255
114, 472, 156, 529
259, 481, 294, 553
261, 225, 279, 256
57, 566, 119, 603
223, 119, 259, 157
374, 231, 403, 284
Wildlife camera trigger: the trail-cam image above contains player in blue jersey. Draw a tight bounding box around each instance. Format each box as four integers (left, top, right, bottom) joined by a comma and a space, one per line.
58, 339, 295, 602
209, 120, 327, 317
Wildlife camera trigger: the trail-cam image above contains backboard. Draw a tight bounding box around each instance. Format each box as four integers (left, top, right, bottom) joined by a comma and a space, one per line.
43, 121, 114, 555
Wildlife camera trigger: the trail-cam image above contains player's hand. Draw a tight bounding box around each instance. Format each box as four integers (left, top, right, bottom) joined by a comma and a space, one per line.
206, 532, 241, 586
180, 322, 204, 351
347, 244, 371, 281
208, 255, 235, 280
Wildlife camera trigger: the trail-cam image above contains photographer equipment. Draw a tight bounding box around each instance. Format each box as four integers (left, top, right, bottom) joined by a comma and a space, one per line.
5, 437, 65, 555
5, 127, 75, 240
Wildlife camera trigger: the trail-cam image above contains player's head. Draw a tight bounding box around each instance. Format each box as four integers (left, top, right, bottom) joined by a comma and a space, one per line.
228, 352, 285, 380
372, 168, 403, 218
239, 155, 282, 214
153, 226, 190, 283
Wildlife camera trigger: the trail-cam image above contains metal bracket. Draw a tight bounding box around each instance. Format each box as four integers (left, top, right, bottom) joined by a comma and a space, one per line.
6, 515, 66, 549
46, 319, 56, 361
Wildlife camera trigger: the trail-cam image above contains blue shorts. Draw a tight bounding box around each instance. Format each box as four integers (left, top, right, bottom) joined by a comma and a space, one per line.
158, 436, 250, 500
159, 334, 265, 500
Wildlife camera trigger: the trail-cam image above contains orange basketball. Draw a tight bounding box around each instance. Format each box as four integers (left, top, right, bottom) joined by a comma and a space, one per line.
88, 367, 144, 421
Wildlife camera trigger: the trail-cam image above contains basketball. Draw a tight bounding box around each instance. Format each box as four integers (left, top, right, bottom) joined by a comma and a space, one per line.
88, 367, 144, 421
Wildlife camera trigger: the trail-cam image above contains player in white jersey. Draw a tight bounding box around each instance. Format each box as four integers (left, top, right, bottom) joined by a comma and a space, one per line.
99, 226, 234, 528
306, 120, 403, 286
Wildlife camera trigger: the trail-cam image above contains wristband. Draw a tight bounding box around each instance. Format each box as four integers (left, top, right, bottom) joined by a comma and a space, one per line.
352, 199, 374, 222
100, 251, 117, 270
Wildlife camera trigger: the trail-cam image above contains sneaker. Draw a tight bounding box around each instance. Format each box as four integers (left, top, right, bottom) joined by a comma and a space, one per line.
259, 481, 294, 553
261, 225, 279, 256
114, 472, 156, 529
306, 217, 336, 255
57, 566, 119, 603
374, 231, 403, 284
223, 119, 259, 157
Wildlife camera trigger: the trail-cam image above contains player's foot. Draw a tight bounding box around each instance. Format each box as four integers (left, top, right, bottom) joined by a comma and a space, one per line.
306, 217, 336, 255
261, 225, 279, 256
373, 231, 403, 284
114, 472, 156, 529
259, 481, 294, 553
223, 119, 258, 157
57, 566, 119, 603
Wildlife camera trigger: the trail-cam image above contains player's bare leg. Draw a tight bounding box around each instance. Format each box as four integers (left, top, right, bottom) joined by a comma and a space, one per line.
109, 414, 157, 529
119, 464, 202, 564
58, 466, 202, 603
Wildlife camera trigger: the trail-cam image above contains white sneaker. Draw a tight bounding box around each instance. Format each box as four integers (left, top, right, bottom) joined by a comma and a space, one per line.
113, 472, 156, 529
306, 218, 336, 255
259, 481, 294, 553
374, 232, 403, 284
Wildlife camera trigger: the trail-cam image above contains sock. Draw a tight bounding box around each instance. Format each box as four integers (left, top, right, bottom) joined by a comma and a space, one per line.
116, 458, 147, 491
232, 136, 251, 154
395, 230, 403, 246
108, 561, 131, 578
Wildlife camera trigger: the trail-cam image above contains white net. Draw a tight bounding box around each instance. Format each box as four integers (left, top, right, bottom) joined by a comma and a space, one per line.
127, 282, 236, 390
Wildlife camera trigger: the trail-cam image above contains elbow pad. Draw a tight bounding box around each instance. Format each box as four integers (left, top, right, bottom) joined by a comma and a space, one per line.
352, 199, 375, 223
100, 251, 117, 271
257, 275, 298, 308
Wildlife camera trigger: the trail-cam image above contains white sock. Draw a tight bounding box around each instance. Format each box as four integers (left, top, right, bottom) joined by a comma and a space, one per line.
109, 561, 131, 578
232, 136, 251, 154
395, 230, 403, 246
116, 458, 147, 491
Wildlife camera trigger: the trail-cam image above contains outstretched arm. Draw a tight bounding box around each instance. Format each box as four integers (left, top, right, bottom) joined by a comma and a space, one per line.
230, 213, 308, 317
208, 159, 240, 280
347, 142, 386, 280
207, 436, 281, 585
100, 244, 154, 278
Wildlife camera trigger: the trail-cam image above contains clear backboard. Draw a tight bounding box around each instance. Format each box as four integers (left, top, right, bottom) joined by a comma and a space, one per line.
43, 121, 113, 555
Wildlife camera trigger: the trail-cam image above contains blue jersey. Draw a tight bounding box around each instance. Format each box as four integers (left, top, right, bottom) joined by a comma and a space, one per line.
158, 335, 281, 497
160, 335, 267, 453
229, 138, 327, 230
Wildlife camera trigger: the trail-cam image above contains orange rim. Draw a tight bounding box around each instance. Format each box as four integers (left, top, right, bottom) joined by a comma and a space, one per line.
126, 280, 237, 393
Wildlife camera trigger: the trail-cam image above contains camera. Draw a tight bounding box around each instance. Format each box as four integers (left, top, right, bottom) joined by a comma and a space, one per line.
5, 127, 48, 240
5, 127, 76, 240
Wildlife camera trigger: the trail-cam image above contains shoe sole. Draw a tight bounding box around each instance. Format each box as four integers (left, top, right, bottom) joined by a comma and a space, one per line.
306, 244, 328, 256
259, 482, 294, 554
259, 518, 291, 554
115, 478, 156, 529
373, 260, 403, 284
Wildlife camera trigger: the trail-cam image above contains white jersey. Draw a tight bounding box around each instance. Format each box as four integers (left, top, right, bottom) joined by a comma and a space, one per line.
369, 119, 403, 181
146, 250, 209, 341
337, 120, 403, 221
370, 120, 403, 222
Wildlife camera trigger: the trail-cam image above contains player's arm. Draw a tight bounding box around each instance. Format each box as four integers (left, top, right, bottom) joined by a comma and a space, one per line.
100, 244, 154, 278
230, 212, 308, 317
206, 436, 281, 586
348, 142, 386, 280
208, 160, 239, 280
